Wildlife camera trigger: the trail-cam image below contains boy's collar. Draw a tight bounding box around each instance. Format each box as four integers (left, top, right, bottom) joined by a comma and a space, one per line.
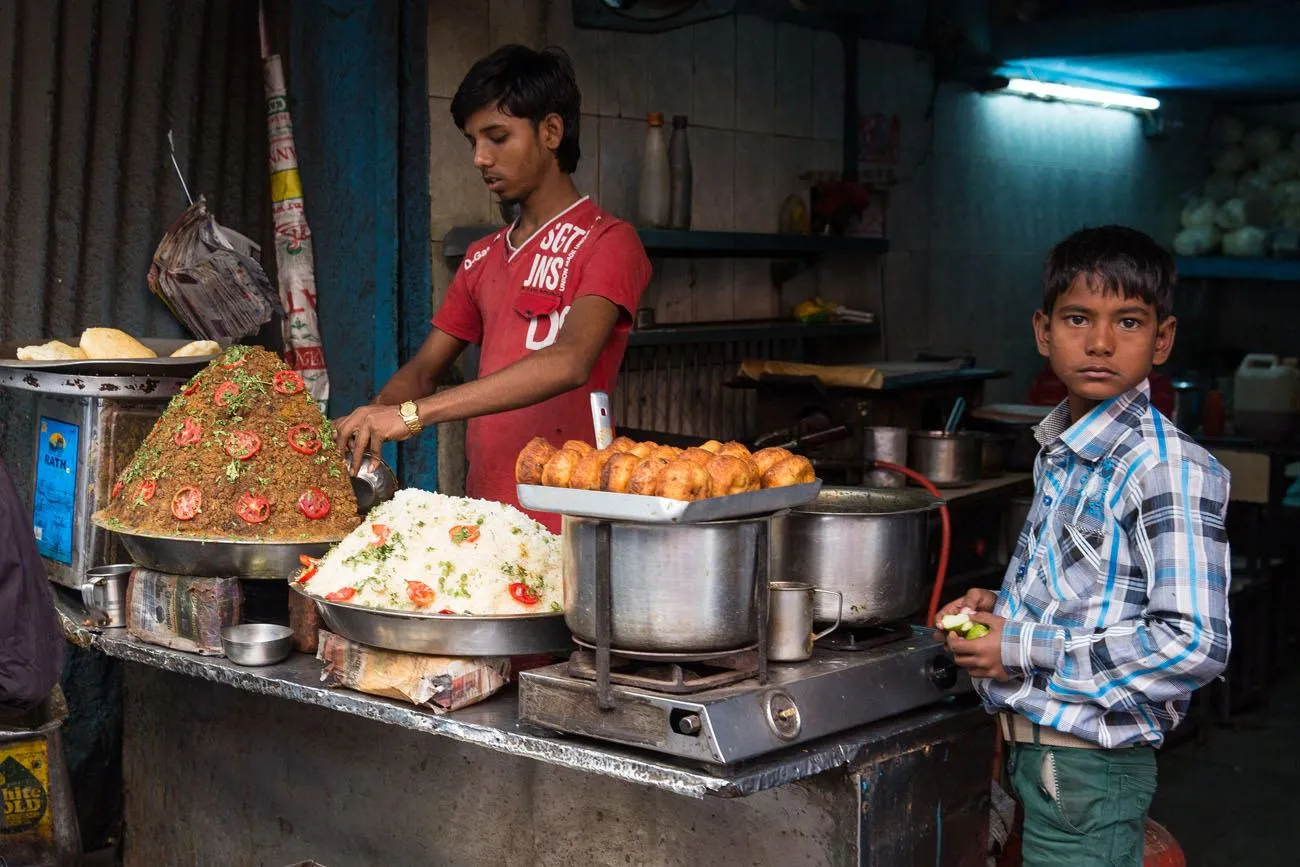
1034, 380, 1151, 461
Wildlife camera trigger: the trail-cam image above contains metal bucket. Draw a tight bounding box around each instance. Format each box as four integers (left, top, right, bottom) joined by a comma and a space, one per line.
562, 515, 764, 654
0, 691, 82, 866
771, 487, 940, 627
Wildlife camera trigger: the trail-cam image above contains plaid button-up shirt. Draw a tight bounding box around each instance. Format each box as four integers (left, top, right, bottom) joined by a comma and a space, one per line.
976, 380, 1232, 748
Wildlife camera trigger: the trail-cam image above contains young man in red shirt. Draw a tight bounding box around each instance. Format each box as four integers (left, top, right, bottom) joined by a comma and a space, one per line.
334, 45, 651, 532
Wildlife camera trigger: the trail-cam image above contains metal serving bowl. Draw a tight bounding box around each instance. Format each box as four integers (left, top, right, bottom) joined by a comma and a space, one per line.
103, 524, 341, 580
351, 453, 398, 514
292, 582, 572, 656
221, 623, 293, 666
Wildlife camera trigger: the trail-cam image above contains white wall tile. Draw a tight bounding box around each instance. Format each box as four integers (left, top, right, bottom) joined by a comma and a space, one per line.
811, 30, 843, 143
597, 31, 649, 119
734, 15, 774, 134
596, 116, 643, 222
427, 0, 490, 100
733, 260, 778, 319
489, 0, 546, 49
428, 96, 494, 239
734, 132, 777, 232
690, 260, 737, 322
545, 0, 600, 112
691, 16, 736, 129
645, 26, 693, 121
573, 112, 600, 202
689, 126, 734, 231
773, 24, 811, 137
771, 136, 814, 207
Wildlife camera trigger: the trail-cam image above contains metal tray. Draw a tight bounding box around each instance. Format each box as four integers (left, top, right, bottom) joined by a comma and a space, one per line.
0, 338, 218, 376
516, 480, 822, 523
292, 583, 573, 656
99, 522, 342, 579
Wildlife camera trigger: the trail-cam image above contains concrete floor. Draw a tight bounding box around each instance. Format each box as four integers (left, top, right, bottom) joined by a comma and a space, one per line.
1152, 669, 1300, 867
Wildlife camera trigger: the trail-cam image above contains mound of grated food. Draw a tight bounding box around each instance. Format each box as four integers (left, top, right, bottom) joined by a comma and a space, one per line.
299, 489, 562, 616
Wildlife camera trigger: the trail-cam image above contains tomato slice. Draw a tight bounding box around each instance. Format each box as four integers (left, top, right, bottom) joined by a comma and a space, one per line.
171, 486, 202, 520
287, 423, 322, 455
297, 487, 331, 520
437, 608, 456, 615
181, 378, 200, 396
174, 417, 202, 447
111, 480, 123, 499
236, 491, 270, 524
369, 524, 392, 547
449, 524, 481, 545
213, 381, 239, 408
406, 580, 436, 608
137, 479, 157, 502
296, 564, 318, 585
325, 587, 356, 602
225, 430, 262, 460
299, 554, 321, 568
273, 370, 305, 395
508, 582, 541, 606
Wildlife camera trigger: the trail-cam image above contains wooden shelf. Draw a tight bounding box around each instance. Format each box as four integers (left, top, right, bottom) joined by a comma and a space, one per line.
1176, 256, 1300, 283
442, 225, 889, 261
627, 320, 878, 347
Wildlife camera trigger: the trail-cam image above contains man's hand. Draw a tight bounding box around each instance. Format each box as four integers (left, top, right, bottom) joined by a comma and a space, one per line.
932, 588, 998, 640
333, 404, 414, 475
946, 612, 1009, 681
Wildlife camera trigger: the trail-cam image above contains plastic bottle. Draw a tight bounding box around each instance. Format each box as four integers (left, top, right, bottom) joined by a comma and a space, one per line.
637, 112, 671, 229
668, 115, 692, 230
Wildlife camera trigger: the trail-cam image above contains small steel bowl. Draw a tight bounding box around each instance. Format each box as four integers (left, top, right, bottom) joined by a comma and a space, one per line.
220, 623, 293, 666
351, 453, 398, 514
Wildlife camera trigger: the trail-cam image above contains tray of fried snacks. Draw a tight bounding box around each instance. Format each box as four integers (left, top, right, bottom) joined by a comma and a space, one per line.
515, 435, 821, 523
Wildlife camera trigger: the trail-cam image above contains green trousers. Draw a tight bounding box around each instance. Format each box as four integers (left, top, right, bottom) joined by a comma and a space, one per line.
1008, 742, 1157, 867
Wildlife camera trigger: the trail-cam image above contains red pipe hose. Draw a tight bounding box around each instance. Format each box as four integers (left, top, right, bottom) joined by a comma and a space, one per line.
871, 460, 950, 627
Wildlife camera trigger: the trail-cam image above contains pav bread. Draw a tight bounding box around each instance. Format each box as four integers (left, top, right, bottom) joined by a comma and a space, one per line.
170, 339, 221, 358
16, 340, 88, 361
79, 327, 157, 359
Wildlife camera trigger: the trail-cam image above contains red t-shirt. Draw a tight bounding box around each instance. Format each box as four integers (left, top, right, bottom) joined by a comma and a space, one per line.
433, 196, 651, 532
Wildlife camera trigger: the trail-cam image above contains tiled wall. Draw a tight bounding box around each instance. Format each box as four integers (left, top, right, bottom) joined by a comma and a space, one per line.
426, 1, 870, 327
859, 40, 1213, 401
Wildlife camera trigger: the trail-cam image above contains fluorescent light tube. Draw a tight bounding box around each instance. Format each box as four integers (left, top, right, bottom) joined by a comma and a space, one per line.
1004, 78, 1160, 112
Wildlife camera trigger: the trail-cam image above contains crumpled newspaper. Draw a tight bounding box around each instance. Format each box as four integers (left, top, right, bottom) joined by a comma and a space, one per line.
147, 197, 282, 344
316, 631, 510, 712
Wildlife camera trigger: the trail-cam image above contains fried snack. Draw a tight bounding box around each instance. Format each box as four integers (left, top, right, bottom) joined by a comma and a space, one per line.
600, 452, 640, 493
609, 436, 637, 453
679, 447, 716, 467
628, 441, 657, 459
515, 437, 557, 485
570, 448, 616, 491
627, 457, 670, 495
706, 454, 760, 497
649, 445, 681, 462
170, 339, 221, 358
698, 440, 723, 454
657, 460, 713, 501
541, 448, 583, 488
752, 447, 795, 475
762, 455, 816, 488
718, 441, 752, 460
80, 327, 157, 359
562, 440, 595, 456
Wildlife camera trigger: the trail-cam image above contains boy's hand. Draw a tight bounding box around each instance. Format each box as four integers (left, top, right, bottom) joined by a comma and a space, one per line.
946, 612, 1009, 681
933, 588, 998, 640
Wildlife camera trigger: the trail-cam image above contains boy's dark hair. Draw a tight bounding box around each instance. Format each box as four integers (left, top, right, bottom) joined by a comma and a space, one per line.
450, 45, 581, 174
1043, 225, 1176, 320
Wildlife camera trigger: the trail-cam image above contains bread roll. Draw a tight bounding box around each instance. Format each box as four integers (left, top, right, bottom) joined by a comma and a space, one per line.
170, 339, 221, 358
16, 340, 88, 361
79, 328, 157, 359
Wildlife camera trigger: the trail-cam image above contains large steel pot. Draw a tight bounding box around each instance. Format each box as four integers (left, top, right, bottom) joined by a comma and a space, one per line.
907, 430, 983, 487
770, 487, 940, 627
562, 515, 764, 654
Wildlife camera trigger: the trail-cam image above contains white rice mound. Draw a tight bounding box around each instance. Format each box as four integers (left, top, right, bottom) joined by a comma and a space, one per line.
303, 488, 561, 616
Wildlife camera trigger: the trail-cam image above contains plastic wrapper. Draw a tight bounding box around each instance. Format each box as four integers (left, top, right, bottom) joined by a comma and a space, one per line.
1203, 172, 1238, 203
289, 585, 324, 653
1180, 197, 1217, 229
1244, 125, 1283, 160
1222, 226, 1269, 257
1260, 149, 1299, 182
1173, 226, 1221, 257
1213, 146, 1249, 175
316, 631, 510, 712
127, 568, 243, 655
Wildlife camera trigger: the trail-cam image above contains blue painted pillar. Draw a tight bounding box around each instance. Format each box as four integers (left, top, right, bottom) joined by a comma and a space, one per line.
287, 0, 435, 489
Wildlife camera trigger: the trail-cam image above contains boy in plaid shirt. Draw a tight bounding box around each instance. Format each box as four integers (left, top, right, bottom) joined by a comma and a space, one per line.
937, 226, 1231, 866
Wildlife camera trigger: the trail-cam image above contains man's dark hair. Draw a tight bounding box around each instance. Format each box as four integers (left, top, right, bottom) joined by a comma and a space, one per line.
450, 45, 581, 174
1043, 225, 1176, 320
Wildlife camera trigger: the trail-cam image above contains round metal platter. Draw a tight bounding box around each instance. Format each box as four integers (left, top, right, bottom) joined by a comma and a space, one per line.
291, 583, 573, 656
104, 522, 341, 579
0, 338, 219, 377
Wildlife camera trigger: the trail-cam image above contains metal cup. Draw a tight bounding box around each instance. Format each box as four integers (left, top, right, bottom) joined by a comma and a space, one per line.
767, 581, 842, 662
81, 564, 133, 628
863, 426, 908, 488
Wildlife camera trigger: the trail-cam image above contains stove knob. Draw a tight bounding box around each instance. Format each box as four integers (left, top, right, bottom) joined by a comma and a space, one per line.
927, 654, 959, 690
764, 691, 801, 740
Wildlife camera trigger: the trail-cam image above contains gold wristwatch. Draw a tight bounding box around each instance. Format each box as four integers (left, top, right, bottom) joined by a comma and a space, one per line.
398, 400, 423, 435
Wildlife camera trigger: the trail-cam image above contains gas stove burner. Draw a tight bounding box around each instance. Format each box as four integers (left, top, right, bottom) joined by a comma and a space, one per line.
566, 649, 759, 694
816, 622, 914, 653
571, 636, 757, 663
